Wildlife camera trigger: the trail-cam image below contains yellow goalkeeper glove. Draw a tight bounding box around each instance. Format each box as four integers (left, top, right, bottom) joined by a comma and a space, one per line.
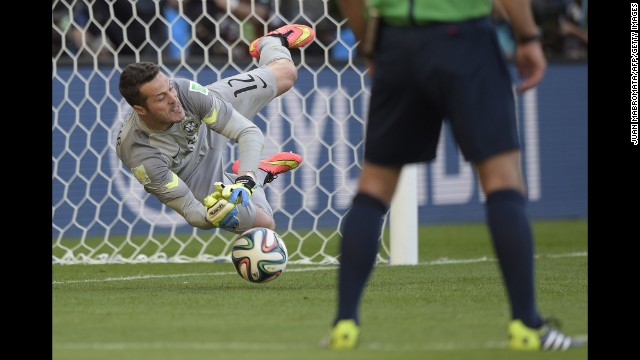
203, 192, 238, 229
213, 175, 256, 207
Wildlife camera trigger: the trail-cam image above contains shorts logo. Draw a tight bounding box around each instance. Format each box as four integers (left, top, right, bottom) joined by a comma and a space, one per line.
131, 164, 151, 185
189, 81, 209, 95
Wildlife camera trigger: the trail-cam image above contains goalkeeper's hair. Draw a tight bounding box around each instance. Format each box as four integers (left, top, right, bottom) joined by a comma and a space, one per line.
119, 62, 161, 107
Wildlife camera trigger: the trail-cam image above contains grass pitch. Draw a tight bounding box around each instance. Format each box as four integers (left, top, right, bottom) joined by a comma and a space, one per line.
52, 219, 588, 360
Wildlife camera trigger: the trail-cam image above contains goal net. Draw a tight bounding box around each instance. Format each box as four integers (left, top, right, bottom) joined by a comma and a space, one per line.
52, 0, 388, 265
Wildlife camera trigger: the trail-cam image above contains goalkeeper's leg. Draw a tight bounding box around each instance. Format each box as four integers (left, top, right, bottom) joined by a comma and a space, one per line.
239, 183, 275, 230
232, 151, 303, 185
250, 24, 315, 96
205, 25, 313, 121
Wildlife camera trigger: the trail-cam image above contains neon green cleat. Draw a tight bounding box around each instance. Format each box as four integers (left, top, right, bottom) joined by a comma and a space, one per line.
248, 24, 315, 59
508, 319, 586, 351
320, 319, 360, 350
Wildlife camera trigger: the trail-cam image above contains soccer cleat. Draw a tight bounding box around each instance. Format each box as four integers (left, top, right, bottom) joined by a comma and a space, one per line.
232, 151, 303, 185
508, 319, 586, 351
320, 319, 360, 350
249, 24, 315, 58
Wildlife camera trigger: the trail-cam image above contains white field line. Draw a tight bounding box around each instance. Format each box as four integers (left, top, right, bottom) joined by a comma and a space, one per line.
53, 340, 493, 351
52, 251, 587, 286
54, 335, 589, 352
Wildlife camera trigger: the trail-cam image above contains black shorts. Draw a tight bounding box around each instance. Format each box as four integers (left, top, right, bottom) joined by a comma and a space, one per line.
364, 16, 519, 165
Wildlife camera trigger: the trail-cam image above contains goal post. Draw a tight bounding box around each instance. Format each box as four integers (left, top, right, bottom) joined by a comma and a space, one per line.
389, 164, 419, 265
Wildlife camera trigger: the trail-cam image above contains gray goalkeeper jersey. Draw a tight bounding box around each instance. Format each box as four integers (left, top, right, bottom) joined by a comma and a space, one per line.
116, 67, 278, 231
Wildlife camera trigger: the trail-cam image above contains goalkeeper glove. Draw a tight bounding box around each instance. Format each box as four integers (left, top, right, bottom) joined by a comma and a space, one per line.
213, 175, 256, 207
203, 193, 239, 229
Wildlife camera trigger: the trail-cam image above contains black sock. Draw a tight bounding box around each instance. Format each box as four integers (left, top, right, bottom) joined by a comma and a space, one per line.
486, 189, 543, 328
335, 192, 388, 326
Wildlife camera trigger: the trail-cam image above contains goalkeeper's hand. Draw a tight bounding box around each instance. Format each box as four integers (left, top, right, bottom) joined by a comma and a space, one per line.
203, 192, 238, 229
213, 175, 256, 207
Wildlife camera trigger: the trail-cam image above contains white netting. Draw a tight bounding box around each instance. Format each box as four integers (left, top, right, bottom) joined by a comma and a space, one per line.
52, 0, 390, 265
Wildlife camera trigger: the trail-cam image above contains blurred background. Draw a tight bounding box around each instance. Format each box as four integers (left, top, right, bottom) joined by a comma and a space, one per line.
52, 0, 587, 66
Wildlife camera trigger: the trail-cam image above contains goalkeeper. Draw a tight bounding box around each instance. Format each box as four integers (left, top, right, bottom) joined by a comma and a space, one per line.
115, 24, 313, 233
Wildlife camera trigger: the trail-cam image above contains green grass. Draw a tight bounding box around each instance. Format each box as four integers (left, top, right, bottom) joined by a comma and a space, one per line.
52, 219, 588, 360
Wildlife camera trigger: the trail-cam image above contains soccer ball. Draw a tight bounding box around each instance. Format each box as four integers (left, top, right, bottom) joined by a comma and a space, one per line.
230, 227, 288, 283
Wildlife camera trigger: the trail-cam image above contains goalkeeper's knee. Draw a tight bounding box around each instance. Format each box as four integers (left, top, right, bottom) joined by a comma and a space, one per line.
204, 195, 239, 231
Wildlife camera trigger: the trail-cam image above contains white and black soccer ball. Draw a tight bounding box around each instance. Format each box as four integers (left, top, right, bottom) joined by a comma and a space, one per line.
231, 227, 288, 283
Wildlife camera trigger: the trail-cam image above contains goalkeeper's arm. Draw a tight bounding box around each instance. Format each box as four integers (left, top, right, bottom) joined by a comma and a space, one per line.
215, 109, 264, 178
165, 191, 240, 231
161, 175, 256, 230
214, 175, 257, 206
164, 194, 216, 230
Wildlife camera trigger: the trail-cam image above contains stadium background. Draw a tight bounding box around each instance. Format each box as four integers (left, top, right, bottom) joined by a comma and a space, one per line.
52, 0, 587, 264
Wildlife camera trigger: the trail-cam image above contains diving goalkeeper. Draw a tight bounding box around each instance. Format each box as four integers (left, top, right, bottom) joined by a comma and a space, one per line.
115, 24, 313, 233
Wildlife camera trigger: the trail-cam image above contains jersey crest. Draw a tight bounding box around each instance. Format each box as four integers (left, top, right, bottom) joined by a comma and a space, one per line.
182, 116, 200, 136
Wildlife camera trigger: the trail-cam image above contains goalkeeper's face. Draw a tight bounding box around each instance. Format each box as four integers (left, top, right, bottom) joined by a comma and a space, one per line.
138, 72, 185, 129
